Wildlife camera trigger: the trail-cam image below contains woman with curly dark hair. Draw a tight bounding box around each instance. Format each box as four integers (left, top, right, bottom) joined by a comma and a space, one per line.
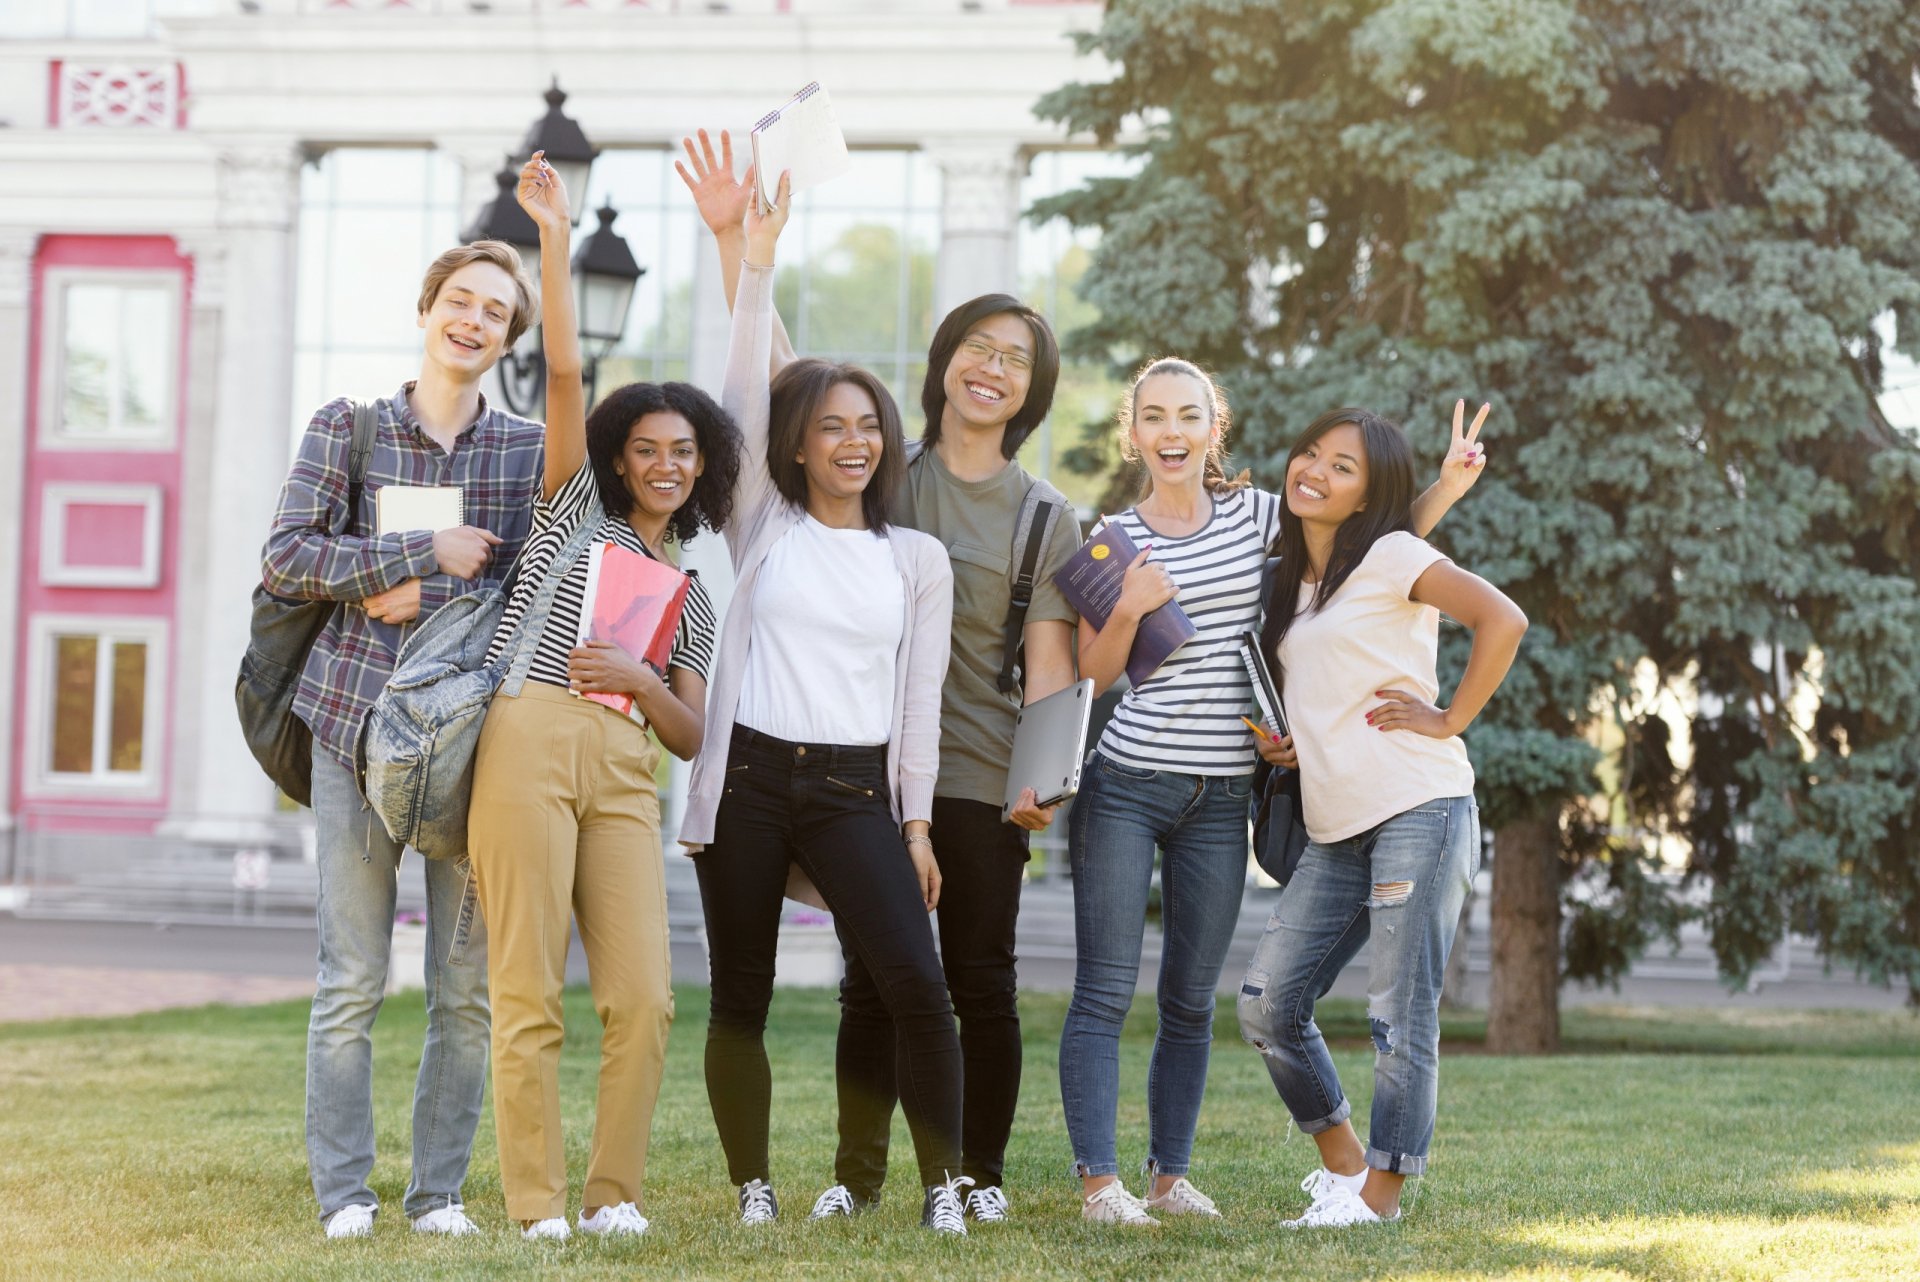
467, 155, 742, 1241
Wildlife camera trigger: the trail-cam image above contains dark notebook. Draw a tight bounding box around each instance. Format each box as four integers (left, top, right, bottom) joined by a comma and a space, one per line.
1053, 522, 1196, 688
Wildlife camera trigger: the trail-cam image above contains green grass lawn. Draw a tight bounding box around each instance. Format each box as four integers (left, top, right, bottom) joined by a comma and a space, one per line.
1, 986, 1916, 1281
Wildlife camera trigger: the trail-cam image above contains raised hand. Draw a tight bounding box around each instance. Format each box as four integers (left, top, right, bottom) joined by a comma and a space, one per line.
674, 129, 757, 237
1436, 399, 1490, 500
515, 150, 571, 232
745, 169, 791, 263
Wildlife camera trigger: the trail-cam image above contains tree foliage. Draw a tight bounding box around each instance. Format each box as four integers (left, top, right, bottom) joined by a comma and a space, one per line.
1036, 0, 1920, 1004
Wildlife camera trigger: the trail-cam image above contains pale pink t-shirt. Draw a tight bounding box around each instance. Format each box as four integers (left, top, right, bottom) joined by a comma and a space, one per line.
1276, 530, 1475, 843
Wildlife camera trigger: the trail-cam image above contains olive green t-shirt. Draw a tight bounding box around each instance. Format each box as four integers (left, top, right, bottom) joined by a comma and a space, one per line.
896, 446, 1083, 808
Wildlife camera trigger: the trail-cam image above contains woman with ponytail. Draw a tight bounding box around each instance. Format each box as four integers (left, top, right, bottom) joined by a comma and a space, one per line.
1057, 360, 1485, 1224
1237, 405, 1526, 1229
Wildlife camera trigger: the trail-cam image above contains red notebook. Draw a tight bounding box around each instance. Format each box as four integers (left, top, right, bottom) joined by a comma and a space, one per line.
574, 541, 690, 717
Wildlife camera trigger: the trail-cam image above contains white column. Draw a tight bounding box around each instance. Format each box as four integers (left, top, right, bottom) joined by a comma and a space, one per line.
173, 144, 303, 841
927, 142, 1026, 321
0, 231, 37, 852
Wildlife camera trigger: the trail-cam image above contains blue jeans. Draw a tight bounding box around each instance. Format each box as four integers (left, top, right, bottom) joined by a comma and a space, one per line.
306, 751, 490, 1221
1236, 795, 1480, 1177
1058, 752, 1253, 1180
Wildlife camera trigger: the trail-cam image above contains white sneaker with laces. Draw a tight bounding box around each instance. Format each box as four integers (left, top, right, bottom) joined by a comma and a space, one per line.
920, 1176, 969, 1236
1298, 1165, 1368, 1209
578, 1202, 649, 1236
808, 1184, 866, 1220
522, 1217, 570, 1241
738, 1178, 778, 1225
410, 1204, 479, 1235
1145, 1177, 1221, 1218
964, 1183, 1010, 1223
1082, 1181, 1159, 1226
1283, 1184, 1394, 1229
324, 1204, 376, 1239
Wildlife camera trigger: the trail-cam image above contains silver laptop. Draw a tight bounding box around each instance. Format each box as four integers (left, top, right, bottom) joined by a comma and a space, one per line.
1003, 679, 1095, 820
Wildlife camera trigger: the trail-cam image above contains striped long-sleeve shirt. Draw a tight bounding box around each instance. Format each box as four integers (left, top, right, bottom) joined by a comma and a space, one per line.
1092, 486, 1283, 776
262, 384, 544, 771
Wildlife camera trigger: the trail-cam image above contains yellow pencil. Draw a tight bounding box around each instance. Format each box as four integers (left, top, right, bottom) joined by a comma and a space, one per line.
1240, 715, 1278, 743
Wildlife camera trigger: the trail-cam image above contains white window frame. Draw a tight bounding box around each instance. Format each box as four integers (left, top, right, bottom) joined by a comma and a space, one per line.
38, 483, 164, 588
38, 266, 182, 451
24, 614, 168, 800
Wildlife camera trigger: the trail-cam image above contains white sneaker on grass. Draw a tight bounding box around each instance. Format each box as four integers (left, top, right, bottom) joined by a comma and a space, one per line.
1145, 1177, 1221, 1218
1081, 1181, 1158, 1226
964, 1184, 1010, 1223
578, 1202, 649, 1236
411, 1204, 479, 1235
920, 1177, 969, 1236
323, 1204, 375, 1239
1299, 1165, 1368, 1209
808, 1184, 875, 1219
738, 1179, 778, 1225
522, 1217, 570, 1241
1283, 1184, 1397, 1229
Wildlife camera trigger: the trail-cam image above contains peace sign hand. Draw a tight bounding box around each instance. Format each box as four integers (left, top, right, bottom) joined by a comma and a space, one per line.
514, 151, 570, 232
1436, 399, 1490, 500
674, 128, 756, 237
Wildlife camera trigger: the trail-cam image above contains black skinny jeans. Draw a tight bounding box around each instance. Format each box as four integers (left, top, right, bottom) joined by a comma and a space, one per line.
694, 725, 963, 1192
834, 795, 1029, 1199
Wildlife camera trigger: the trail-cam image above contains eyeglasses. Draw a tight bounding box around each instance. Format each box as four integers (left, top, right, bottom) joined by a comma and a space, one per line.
958, 337, 1035, 376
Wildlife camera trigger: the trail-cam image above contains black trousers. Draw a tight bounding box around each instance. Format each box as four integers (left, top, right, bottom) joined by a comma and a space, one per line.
834, 795, 1029, 1199
695, 726, 963, 1191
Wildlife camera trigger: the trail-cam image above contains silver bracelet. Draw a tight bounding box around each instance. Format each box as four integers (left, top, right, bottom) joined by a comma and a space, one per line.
904, 834, 933, 849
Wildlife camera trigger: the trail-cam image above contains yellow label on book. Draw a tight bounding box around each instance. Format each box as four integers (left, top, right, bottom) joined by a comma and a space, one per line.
1090, 544, 1110, 560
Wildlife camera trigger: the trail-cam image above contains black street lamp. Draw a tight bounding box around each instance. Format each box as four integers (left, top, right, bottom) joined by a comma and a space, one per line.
462, 82, 643, 417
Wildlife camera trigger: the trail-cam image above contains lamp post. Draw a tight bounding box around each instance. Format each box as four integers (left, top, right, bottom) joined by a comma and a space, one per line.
462, 81, 643, 418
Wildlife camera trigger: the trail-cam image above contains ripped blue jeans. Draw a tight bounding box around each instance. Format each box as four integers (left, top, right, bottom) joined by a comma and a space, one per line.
1236, 795, 1479, 1178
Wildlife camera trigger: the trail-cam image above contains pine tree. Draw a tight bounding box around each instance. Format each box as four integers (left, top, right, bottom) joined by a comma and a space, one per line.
1036, 0, 1920, 1048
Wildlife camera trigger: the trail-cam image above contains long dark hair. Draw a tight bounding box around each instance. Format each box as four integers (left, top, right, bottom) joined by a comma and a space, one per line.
1259, 408, 1418, 678
768, 359, 907, 531
585, 381, 742, 546
918, 294, 1060, 459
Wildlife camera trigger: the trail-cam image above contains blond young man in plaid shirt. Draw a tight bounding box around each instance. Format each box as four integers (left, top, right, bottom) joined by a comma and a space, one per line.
262, 241, 544, 1240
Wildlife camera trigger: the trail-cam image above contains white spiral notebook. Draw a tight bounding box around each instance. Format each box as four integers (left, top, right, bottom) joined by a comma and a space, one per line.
750, 82, 851, 211
375, 485, 464, 534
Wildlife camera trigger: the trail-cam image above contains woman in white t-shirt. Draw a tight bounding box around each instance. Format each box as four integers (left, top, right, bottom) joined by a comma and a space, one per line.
1058, 360, 1484, 1225
1237, 404, 1527, 1230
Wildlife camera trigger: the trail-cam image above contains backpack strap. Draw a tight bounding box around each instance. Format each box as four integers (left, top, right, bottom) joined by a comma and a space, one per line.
343, 399, 378, 528
997, 477, 1069, 696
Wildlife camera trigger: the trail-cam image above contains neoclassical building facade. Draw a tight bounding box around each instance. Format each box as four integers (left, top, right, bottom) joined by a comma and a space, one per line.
0, 0, 1126, 882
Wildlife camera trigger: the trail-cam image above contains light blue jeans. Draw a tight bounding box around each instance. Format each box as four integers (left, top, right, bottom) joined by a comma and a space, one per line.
1236, 795, 1480, 1177
1058, 751, 1254, 1180
306, 751, 489, 1221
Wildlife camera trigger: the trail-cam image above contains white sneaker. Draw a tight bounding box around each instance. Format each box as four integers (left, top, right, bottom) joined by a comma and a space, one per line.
324, 1204, 376, 1239
738, 1179, 778, 1225
1299, 1165, 1368, 1209
522, 1217, 570, 1241
411, 1204, 479, 1235
808, 1184, 873, 1220
1283, 1184, 1394, 1228
1081, 1181, 1158, 1226
1145, 1177, 1221, 1218
578, 1202, 649, 1236
964, 1183, 1010, 1223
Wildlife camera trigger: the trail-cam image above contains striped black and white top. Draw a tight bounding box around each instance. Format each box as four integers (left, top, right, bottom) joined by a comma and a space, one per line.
485, 464, 717, 707
1093, 486, 1283, 776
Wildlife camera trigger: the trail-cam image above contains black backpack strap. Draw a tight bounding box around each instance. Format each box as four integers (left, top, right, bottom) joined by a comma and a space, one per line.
344, 399, 378, 526
997, 479, 1068, 695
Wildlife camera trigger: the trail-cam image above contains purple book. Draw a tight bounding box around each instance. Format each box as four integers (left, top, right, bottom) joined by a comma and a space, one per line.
1052, 521, 1197, 688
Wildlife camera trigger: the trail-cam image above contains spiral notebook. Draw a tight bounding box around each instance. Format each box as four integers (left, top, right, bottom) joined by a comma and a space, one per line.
750, 81, 850, 211
375, 485, 464, 535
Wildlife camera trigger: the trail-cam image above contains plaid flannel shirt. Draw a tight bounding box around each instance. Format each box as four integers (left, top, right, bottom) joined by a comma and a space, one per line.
263, 383, 545, 771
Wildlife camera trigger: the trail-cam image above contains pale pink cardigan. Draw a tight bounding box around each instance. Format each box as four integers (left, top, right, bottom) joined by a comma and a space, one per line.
678, 262, 953, 853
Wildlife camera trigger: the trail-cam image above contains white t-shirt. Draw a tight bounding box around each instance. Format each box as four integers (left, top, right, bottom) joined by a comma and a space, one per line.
736, 514, 905, 745
1277, 530, 1474, 843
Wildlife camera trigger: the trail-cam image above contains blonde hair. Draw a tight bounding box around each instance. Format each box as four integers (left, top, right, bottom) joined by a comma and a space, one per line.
416, 240, 538, 348
1118, 356, 1250, 497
